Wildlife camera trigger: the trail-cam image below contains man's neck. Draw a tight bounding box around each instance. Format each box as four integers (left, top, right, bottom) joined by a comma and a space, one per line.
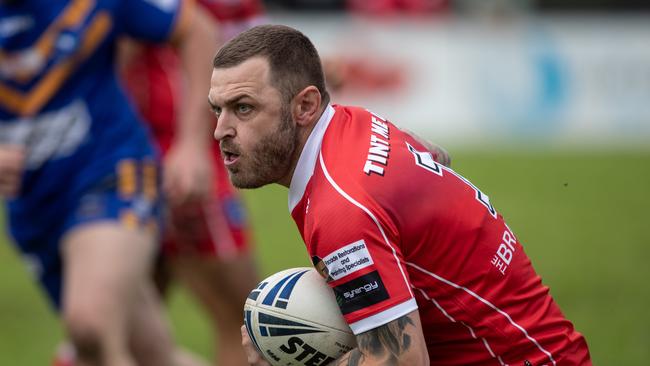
277, 104, 328, 188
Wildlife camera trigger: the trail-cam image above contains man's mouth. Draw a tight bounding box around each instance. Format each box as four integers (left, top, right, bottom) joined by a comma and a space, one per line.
220, 140, 242, 166
221, 150, 240, 166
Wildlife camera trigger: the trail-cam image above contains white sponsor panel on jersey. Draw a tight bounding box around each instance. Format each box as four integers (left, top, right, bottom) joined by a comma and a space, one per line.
0, 15, 33, 38
143, 0, 178, 12
323, 240, 374, 281
0, 100, 91, 169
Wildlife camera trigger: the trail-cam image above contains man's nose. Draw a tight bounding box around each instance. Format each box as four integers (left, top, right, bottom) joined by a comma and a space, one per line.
213, 112, 235, 141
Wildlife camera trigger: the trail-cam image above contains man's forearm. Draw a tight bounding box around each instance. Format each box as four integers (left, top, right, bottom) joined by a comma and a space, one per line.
176, 7, 219, 146
331, 314, 427, 366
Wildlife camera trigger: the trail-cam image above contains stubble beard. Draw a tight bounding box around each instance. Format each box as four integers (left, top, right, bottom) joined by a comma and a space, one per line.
227, 107, 298, 189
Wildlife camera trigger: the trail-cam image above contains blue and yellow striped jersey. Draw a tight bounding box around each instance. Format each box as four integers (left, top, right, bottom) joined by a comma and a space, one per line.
0, 0, 189, 240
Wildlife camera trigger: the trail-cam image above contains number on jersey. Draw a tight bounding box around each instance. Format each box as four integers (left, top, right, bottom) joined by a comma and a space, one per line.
406, 142, 497, 218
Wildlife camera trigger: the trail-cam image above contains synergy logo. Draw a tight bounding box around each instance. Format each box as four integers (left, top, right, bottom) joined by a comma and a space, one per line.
343, 281, 379, 299
261, 269, 309, 309
334, 271, 389, 315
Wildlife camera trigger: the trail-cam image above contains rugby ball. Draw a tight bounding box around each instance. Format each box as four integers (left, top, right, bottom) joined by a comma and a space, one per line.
243, 267, 357, 366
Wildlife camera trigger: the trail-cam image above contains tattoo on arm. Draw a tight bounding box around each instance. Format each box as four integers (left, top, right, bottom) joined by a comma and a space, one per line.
333, 315, 415, 366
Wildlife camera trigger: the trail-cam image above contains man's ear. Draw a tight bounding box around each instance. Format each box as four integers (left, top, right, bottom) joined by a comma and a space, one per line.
292, 86, 322, 127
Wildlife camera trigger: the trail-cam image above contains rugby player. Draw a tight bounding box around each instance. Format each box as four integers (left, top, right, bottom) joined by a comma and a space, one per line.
207, 24, 592, 365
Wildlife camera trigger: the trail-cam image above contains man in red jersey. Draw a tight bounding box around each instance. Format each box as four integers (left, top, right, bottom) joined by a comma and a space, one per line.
208, 25, 592, 365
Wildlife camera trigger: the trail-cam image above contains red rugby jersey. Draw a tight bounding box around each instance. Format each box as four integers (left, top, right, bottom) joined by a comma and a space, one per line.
289, 105, 591, 365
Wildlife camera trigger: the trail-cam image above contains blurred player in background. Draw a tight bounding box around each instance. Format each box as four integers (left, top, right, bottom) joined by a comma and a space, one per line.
208, 25, 591, 365
346, 0, 449, 15
0, 0, 216, 365
119, 1, 266, 365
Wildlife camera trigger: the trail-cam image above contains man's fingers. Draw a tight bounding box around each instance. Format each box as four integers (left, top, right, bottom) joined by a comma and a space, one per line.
162, 151, 213, 204
0, 148, 26, 170
0, 175, 21, 197
241, 325, 258, 363
163, 173, 208, 205
241, 325, 271, 366
0, 185, 16, 197
431, 145, 452, 167
401, 128, 452, 167
0, 145, 26, 198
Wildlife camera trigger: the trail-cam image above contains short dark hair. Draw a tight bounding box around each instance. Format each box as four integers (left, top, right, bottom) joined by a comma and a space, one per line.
212, 24, 330, 105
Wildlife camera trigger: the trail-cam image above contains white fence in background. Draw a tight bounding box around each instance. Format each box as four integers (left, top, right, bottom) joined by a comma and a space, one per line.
273, 14, 650, 146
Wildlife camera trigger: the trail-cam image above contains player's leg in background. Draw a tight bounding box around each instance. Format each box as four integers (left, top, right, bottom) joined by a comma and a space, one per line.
61, 222, 174, 366
128, 277, 183, 366
172, 254, 258, 366
52, 226, 209, 366
129, 277, 210, 366
59, 158, 180, 366
165, 192, 259, 366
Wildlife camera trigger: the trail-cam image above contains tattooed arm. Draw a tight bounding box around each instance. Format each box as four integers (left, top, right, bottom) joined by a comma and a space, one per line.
332, 310, 429, 366
240, 310, 428, 366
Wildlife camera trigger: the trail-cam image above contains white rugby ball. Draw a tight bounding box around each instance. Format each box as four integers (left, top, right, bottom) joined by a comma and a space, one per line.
243, 267, 357, 366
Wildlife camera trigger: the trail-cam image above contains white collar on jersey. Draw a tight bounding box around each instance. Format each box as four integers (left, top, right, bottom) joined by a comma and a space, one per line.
288, 104, 335, 212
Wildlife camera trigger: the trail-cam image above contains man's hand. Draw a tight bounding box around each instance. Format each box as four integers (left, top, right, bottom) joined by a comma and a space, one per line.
241, 325, 271, 366
0, 144, 26, 198
163, 141, 214, 205
162, 5, 219, 206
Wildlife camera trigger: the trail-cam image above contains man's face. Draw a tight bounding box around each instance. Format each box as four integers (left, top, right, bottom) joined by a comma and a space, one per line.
209, 57, 297, 189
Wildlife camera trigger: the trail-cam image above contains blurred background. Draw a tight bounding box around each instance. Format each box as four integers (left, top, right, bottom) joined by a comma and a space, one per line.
1, 0, 649, 364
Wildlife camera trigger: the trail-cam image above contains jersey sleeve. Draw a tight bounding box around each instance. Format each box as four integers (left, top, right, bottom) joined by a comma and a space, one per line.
116, 0, 192, 42
308, 199, 417, 335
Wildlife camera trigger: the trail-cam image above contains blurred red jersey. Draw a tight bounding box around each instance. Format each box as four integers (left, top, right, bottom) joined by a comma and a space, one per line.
198, 0, 262, 18
346, 0, 449, 16
197, 0, 265, 39
290, 105, 591, 365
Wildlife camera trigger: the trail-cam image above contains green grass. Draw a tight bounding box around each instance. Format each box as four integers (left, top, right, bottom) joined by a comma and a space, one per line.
1, 149, 649, 365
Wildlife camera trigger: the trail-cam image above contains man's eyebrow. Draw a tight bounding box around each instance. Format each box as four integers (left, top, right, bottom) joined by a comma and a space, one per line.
208, 97, 219, 111
208, 94, 251, 111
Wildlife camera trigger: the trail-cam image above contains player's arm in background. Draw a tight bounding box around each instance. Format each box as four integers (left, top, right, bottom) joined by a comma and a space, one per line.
164, 1, 221, 204
332, 310, 429, 366
119, 0, 220, 204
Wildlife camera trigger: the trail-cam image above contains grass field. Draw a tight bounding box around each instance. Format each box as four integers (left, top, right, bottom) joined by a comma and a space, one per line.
1, 149, 649, 365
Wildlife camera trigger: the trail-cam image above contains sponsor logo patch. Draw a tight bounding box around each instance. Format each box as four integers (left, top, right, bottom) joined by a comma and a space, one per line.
322, 240, 374, 281
333, 271, 389, 315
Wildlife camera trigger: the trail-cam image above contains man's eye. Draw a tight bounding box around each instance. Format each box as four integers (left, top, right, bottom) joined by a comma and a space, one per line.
237, 104, 252, 114
213, 106, 222, 116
